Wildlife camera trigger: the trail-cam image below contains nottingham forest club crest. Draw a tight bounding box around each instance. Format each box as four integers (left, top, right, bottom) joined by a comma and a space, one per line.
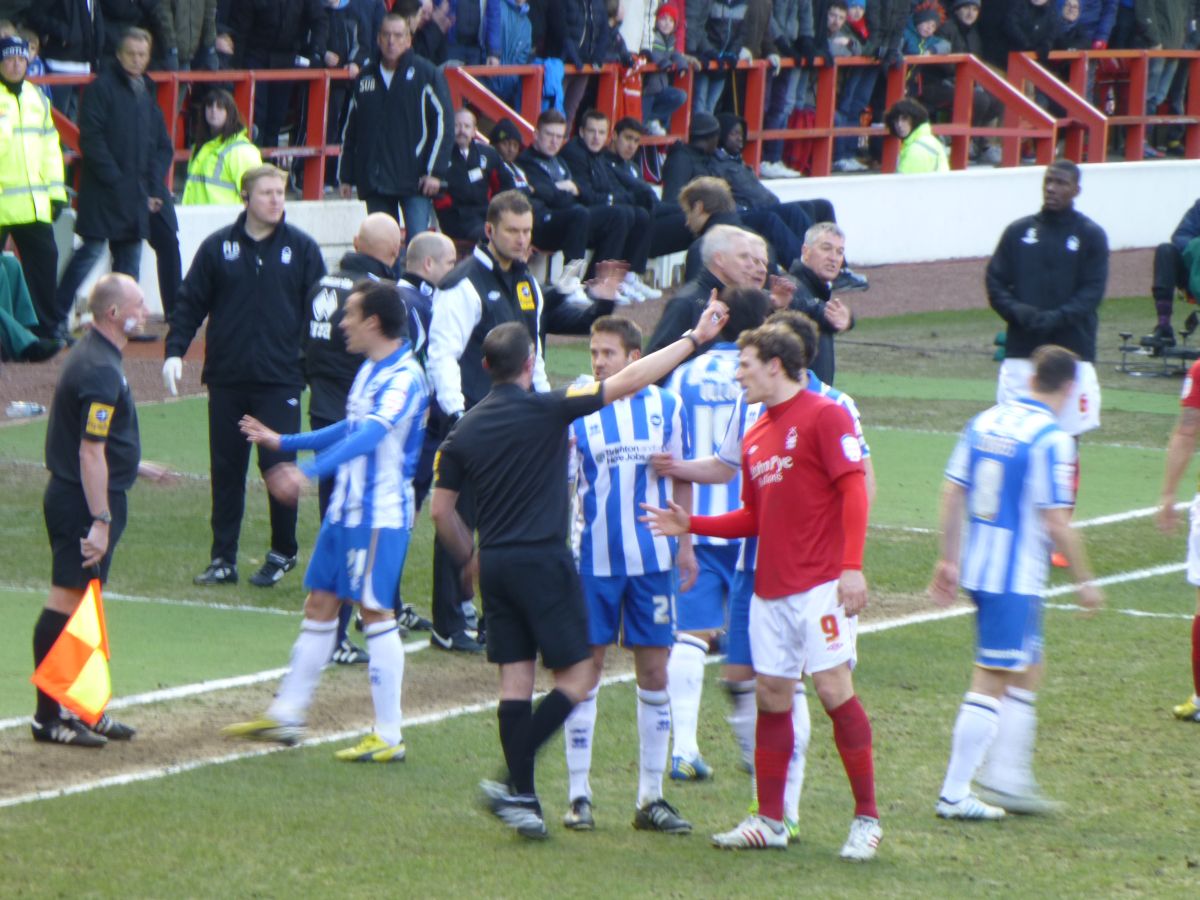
785, 426, 798, 450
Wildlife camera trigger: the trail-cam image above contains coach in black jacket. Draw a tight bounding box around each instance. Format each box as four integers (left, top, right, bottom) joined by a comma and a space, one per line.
339, 11, 452, 237
53, 27, 176, 341
986, 161, 1108, 364
164, 165, 326, 590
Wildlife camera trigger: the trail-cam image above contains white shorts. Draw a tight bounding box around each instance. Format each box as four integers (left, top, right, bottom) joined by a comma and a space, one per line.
748, 580, 858, 681
1188, 496, 1200, 587
998, 358, 1100, 436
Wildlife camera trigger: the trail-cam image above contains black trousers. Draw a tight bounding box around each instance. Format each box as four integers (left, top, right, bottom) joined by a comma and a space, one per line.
586, 204, 636, 273
649, 206, 693, 259
149, 210, 181, 322
207, 383, 301, 563
1, 221, 58, 334
1153, 242, 1188, 322
533, 205, 590, 261
430, 472, 474, 639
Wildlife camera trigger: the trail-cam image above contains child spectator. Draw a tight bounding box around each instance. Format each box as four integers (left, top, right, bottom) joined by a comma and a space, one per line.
17, 27, 50, 100
643, 3, 695, 135
903, 1, 952, 114
885, 97, 949, 173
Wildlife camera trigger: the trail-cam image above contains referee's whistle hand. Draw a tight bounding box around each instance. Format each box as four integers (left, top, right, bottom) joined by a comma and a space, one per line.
240, 415, 282, 450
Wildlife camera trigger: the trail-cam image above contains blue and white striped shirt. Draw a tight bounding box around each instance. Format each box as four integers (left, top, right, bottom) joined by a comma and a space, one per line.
327, 347, 429, 530
668, 344, 742, 547
945, 398, 1075, 596
571, 385, 686, 576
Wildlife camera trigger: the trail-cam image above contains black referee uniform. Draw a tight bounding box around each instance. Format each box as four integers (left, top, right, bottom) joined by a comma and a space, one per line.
34, 328, 140, 741
433, 379, 606, 669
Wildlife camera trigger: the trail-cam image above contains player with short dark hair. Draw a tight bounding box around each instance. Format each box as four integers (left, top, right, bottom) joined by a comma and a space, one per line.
559, 315, 696, 835
430, 297, 731, 840
930, 344, 1102, 818
224, 281, 429, 763
643, 320, 880, 860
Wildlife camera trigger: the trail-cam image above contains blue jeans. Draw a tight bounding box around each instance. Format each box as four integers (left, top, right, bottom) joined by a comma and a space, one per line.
693, 73, 728, 114
763, 68, 808, 163
54, 237, 143, 331
1147, 58, 1179, 112
834, 67, 878, 161
644, 87, 687, 127
366, 195, 434, 236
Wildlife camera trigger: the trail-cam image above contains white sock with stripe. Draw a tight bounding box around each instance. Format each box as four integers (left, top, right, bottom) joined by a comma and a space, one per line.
564, 687, 598, 802
365, 619, 405, 745
784, 683, 811, 822
637, 687, 671, 807
723, 678, 757, 772
980, 686, 1038, 791
269, 618, 338, 725
667, 634, 708, 761
940, 692, 1001, 802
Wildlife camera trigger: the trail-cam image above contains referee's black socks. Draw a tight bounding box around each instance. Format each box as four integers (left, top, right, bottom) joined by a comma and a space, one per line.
498, 689, 576, 797
32, 609, 70, 722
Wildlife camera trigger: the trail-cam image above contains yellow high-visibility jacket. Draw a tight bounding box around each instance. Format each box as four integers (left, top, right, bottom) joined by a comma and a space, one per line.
181, 129, 262, 205
0, 81, 67, 225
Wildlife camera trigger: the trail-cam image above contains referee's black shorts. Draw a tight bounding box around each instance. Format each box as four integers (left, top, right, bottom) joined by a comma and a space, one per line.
479, 542, 590, 670
43, 477, 128, 589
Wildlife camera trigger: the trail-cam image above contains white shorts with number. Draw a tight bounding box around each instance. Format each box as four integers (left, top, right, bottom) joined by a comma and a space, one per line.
998, 358, 1100, 436
748, 580, 858, 681
1188, 495, 1200, 587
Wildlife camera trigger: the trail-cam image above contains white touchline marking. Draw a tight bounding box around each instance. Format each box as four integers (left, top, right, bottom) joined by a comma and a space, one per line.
0, 582, 300, 616
0, 640, 431, 733
3, 559, 1193, 809
871, 502, 1190, 536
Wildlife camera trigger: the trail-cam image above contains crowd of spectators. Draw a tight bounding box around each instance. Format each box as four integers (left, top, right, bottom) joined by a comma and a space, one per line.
1, 0, 1196, 367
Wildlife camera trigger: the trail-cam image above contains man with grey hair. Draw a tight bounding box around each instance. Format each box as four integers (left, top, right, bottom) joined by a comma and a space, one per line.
646, 225, 763, 355
787, 222, 854, 386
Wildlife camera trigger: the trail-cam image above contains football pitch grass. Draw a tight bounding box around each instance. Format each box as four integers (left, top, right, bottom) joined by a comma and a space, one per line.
1, 298, 1198, 896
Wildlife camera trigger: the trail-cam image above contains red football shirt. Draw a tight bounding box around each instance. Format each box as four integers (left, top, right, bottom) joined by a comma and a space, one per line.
691, 389, 866, 598
1182, 360, 1200, 409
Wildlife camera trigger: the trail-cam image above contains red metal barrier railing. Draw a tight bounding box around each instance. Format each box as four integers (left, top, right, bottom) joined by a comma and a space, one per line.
33, 50, 1200, 206
36, 68, 351, 200
1016, 49, 1200, 161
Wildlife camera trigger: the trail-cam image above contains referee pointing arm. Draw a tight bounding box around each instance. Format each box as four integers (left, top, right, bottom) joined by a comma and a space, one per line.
430, 295, 730, 839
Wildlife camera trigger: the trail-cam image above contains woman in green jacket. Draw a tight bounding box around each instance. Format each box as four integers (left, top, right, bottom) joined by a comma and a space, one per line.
181, 89, 263, 205
885, 98, 949, 174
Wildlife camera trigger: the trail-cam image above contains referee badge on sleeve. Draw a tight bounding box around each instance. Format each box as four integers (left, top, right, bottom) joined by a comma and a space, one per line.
517, 281, 535, 311
85, 403, 115, 438
566, 381, 601, 398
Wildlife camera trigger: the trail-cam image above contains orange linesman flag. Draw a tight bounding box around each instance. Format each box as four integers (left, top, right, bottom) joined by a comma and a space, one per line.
31, 579, 112, 725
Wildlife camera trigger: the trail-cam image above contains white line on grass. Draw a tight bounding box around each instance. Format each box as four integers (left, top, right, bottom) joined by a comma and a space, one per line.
0, 582, 300, 617
872, 502, 1189, 536
2, 560, 1192, 810
0, 639, 431, 734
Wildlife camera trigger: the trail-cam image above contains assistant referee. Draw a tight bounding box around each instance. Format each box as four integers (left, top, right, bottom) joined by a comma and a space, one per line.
430, 296, 729, 840
32, 274, 173, 748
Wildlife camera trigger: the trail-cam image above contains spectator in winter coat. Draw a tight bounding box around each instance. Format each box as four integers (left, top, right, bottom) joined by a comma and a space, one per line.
643, 3, 696, 135
761, 0, 817, 179
25, 0, 104, 117
939, 0, 1003, 162
688, 0, 751, 114
1005, 0, 1060, 64
486, 0, 533, 110
159, 0, 219, 70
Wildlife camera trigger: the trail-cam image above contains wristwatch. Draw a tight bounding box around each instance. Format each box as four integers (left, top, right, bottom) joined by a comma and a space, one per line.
682, 329, 701, 350
93, 511, 113, 524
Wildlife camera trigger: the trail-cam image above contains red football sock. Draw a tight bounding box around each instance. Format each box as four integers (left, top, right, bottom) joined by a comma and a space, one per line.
754, 709, 793, 822
828, 695, 877, 820
1191, 616, 1200, 696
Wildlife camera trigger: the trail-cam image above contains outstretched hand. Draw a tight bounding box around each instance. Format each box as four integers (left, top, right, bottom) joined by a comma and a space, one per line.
639, 499, 691, 537
240, 415, 282, 450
